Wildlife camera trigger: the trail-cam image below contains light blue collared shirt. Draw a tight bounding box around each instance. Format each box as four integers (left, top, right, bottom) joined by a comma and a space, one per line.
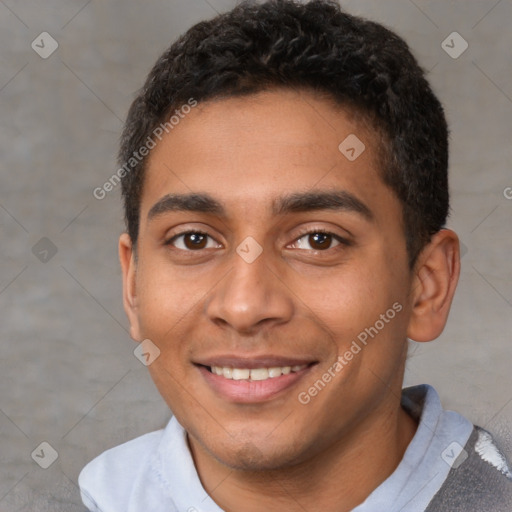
79, 385, 473, 512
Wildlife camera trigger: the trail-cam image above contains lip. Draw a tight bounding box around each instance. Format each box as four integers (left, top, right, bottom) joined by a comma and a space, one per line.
195, 355, 317, 403
195, 354, 315, 369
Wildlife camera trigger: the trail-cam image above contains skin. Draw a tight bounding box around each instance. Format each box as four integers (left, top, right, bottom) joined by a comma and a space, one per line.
119, 88, 460, 511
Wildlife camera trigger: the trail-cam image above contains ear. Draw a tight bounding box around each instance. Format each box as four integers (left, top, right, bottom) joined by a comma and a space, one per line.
407, 229, 460, 342
119, 233, 142, 341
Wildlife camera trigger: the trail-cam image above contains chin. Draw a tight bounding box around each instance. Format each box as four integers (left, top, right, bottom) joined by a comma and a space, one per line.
205, 433, 310, 472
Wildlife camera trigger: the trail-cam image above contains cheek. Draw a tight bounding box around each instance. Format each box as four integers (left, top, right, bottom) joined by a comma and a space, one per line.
291, 262, 388, 338
135, 259, 204, 335
146, 361, 194, 417
298, 259, 409, 376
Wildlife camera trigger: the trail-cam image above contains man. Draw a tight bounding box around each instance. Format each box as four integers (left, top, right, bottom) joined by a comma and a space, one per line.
79, 1, 512, 510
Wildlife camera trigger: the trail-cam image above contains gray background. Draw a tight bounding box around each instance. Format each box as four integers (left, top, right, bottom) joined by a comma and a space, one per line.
0, 0, 511, 510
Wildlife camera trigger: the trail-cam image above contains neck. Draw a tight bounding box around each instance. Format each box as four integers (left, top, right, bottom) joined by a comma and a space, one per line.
189, 397, 418, 512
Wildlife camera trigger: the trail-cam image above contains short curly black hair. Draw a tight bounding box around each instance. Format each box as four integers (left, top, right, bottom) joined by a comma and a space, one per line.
119, 0, 449, 267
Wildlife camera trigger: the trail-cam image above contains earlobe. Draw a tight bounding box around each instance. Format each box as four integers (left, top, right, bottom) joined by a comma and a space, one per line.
407, 229, 460, 343
119, 233, 142, 341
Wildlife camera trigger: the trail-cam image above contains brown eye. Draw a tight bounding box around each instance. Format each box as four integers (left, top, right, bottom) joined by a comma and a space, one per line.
308, 232, 333, 250
167, 231, 220, 251
294, 231, 342, 251
183, 232, 206, 249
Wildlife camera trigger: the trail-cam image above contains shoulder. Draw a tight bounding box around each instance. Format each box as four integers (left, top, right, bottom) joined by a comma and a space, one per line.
78, 429, 165, 512
426, 426, 512, 512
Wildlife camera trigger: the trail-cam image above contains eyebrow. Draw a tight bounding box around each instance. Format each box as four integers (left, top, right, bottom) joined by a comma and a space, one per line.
147, 193, 224, 220
147, 190, 373, 222
273, 190, 373, 220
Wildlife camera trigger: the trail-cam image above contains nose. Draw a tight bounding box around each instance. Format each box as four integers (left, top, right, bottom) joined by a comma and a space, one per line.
204, 246, 294, 335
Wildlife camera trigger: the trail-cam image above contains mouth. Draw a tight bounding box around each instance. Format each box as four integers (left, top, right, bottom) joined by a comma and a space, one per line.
195, 357, 317, 403
209, 363, 308, 380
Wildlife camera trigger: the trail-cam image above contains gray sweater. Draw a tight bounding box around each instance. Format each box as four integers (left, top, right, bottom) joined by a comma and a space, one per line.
425, 425, 512, 511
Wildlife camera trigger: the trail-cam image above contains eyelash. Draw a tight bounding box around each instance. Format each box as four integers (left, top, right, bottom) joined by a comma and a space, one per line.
165, 228, 351, 252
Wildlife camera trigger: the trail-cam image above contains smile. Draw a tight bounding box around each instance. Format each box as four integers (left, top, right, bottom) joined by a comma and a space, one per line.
196, 359, 316, 403
209, 364, 308, 381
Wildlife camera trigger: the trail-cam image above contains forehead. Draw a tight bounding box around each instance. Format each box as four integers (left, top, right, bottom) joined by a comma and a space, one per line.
141, 88, 396, 222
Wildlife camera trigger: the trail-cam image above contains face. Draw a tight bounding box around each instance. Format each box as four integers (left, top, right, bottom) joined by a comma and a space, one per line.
122, 88, 416, 471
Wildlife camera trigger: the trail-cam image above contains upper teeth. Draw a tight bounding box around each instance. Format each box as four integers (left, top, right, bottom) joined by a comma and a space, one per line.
211, 365, 307, 381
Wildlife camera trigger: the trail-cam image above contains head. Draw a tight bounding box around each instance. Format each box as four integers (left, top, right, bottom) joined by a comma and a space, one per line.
118, 0, 459, 473
120, 0, 450, 268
